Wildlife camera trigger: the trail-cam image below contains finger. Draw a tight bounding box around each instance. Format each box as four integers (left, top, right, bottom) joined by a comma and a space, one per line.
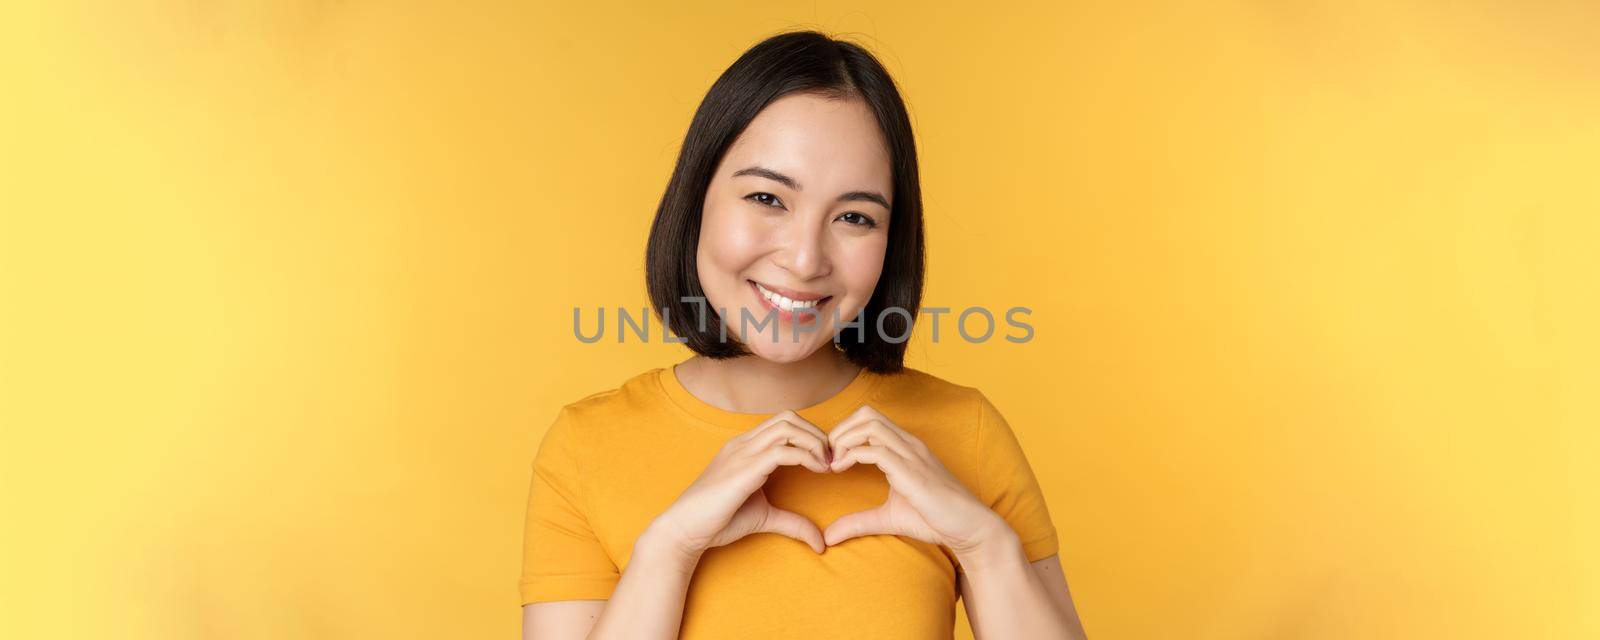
823, 505, 893, 546
750, 421, 829, 468
743, 411, 833, 463
770, 411, 830, 451
760, 442, 830, 474
741, 410, 823, 443
828, 444, 912, 478
829, 404, 895, 439
832, 406, 933, 465
760, 505, 826, 554
830, 420, 917, 465
826, 411, 876, 455
855, 405, 925, 449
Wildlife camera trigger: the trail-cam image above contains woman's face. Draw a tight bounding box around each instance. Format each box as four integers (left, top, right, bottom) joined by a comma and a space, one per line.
696, 92, 893, 364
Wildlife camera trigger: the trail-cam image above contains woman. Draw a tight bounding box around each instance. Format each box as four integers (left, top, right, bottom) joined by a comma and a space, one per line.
521, 30, 1087, 639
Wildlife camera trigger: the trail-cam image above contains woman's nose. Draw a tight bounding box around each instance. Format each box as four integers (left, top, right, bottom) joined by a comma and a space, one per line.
776, 218, 830, 280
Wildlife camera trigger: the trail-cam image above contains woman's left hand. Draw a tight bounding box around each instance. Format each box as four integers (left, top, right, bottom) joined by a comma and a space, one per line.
823, 404, 1011, 555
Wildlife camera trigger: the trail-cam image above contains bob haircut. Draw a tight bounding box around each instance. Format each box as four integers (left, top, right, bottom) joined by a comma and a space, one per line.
645, 30, 925, 374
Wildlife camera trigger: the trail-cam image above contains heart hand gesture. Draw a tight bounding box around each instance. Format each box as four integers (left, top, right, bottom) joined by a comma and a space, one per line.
648, 404, 1008, 565
652, 410, 832, 560
822, 405, 1007, 555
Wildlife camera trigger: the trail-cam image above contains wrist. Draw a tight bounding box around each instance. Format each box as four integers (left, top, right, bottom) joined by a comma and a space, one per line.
952, 514, 1022, 570
639, 516, 706, 572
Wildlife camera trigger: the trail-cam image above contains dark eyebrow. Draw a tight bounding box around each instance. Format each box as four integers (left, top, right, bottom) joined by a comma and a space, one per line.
732, 166, 800, 191
836, 190, 890, 210
731, 165, 891, 210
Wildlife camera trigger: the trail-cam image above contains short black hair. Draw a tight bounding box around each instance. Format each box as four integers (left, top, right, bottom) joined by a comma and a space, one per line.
645, 30, 925, 373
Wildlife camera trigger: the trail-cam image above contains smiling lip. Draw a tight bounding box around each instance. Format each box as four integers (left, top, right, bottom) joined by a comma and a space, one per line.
748, 280, 832, 323
749, 280, 828, 301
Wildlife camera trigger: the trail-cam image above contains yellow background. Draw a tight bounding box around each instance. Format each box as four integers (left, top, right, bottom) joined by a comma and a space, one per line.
3, 1, 1596, 638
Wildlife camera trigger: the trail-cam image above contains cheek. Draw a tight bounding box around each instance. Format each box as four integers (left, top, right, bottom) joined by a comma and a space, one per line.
836, 238, 889, 301
696, 208, 766, 287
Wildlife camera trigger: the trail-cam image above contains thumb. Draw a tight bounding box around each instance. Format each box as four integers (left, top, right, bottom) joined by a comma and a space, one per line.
823, 506, 893, 547
758, 506, 826, 554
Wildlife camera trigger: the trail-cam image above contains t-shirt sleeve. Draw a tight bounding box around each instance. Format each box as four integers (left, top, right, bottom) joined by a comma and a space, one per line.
519, 406, 620, 604
972, 391, 1060, 565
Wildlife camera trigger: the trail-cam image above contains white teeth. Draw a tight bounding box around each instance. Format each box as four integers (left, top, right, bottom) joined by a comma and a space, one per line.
754, 282, 821, 312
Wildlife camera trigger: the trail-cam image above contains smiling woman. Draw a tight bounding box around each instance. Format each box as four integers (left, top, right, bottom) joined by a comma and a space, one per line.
642, 33, 926, 373
521, 30, 1088, 640
695, 93, 892, 348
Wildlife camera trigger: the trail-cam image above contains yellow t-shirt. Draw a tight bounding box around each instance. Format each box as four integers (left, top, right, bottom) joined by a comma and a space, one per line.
519, 365, 1059, 639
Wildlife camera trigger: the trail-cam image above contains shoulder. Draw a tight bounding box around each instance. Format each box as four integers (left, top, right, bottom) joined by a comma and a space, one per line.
867, 367, 1000, 441
871, 366, 991, 410
533, 369, 667, 468
554, 368, 669, 426
536, 369, 670, 464
871, 367, 1020, 448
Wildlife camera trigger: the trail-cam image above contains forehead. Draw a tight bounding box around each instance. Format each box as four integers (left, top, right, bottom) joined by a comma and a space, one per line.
719, 92, 892, 194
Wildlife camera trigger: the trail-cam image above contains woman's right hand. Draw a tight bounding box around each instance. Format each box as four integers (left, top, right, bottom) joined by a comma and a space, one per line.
648, 410, 832, 561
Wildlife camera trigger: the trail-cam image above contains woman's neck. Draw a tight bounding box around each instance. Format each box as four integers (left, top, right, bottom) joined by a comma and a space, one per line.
673, 348, 863, 414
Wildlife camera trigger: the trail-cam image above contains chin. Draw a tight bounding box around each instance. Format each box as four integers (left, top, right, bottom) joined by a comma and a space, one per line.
743, 337, 826, 364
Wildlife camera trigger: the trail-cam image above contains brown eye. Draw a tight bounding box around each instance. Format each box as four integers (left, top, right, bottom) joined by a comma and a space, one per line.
837, 212, 878, 229
746, 192, 784, 208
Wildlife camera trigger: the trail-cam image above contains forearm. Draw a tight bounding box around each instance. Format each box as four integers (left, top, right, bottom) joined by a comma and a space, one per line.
586, 521, 702, 640
957, 522, 1086, 640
